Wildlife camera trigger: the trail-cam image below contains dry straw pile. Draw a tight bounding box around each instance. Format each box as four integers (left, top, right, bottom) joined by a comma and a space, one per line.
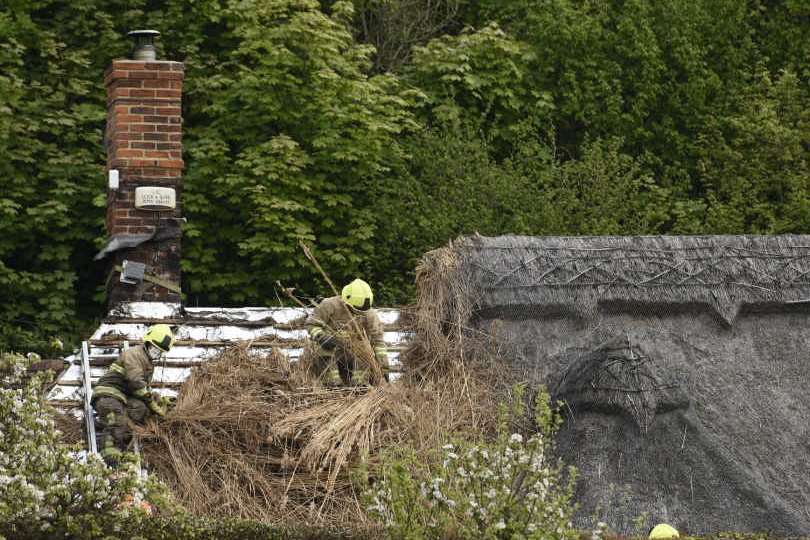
135, 244, 504, 526
137, 346, 383, 523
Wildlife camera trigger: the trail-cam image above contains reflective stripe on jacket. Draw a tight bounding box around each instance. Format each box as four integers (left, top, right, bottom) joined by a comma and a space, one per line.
305, 296, 386, 349
93, 345, 154, 403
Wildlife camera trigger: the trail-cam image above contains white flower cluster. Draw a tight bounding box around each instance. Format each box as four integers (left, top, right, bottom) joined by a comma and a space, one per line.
591, 521, 609, 540
366, 429, 577, 539
0, 353, 151, 536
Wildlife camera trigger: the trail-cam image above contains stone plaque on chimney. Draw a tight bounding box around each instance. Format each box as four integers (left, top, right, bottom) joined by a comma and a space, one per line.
135, 186, 176, 210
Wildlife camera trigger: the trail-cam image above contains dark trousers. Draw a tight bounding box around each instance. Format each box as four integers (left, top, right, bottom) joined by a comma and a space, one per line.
93, 396, 149, 464
309, 347, 356, 386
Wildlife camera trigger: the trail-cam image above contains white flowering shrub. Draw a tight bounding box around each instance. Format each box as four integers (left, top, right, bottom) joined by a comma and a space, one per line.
0, 353, 167, 540
364, 386, 578, 539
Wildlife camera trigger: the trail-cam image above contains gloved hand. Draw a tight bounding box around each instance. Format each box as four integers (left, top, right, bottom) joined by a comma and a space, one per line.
149, 399, 167, 418
315, 332, 338, 351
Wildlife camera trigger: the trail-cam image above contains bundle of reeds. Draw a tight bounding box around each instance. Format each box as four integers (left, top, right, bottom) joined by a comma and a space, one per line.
135, 335, 503, 526
136, 345, 421, 524
134, 244, 510, 526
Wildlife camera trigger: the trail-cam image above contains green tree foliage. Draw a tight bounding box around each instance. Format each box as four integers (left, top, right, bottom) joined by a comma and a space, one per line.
348, 0, 465, 72
751, 0, 810, 79
471, 0, 760, 165
698, 69, 810, 233
406, 23, 552, 150
177, 0, 417, 304
0, 1, 138, 353
1, 0, 808, 350
371, 124, 549, 300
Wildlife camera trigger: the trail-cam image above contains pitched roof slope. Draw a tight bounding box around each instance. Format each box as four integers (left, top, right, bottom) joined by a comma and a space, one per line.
50, 302, 408, 406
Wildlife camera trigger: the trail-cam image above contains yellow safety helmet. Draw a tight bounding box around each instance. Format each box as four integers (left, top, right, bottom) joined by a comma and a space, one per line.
649, 524, 679, 539
341, 278, 373, 311
144, 324, 174, 352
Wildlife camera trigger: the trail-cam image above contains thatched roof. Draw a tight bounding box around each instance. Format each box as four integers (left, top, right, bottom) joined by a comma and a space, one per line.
412, 234, 810, 534
447, 234, 810, 324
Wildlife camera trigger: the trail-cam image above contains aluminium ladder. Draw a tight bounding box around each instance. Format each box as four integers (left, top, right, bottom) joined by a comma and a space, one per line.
78, 341, 126, 455
79, 341, 98, 455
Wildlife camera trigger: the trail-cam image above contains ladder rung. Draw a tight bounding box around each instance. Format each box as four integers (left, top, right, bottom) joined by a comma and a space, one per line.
74, 354, 119, 364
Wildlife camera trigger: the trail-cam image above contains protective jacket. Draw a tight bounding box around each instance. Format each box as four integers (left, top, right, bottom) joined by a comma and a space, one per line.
93, 345, 155, 403
306, 295, 386, 355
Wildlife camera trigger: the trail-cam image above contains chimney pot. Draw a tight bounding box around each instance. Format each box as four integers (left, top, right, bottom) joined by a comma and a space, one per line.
128, 30, 160, 61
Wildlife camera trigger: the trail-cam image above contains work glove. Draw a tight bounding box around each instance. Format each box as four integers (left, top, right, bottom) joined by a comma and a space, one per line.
315, 332, 338, 351
149, 399, 167, 418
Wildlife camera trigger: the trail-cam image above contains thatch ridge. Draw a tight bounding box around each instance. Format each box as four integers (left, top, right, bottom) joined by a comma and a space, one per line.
441, 234, 810, 324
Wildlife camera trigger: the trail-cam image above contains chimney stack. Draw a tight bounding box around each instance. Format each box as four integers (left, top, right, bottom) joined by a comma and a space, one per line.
102, 31, 184, 306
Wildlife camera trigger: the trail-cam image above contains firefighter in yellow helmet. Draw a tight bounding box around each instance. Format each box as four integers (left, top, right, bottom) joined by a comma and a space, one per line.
92, 324, 174, 466
305, 279, 389, 386
649, 524, 679, 539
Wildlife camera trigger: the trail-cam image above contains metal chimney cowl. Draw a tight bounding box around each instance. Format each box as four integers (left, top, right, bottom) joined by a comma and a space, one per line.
127, 29, 160, 61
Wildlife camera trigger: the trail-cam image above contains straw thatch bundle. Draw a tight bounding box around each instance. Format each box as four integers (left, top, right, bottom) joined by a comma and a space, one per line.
132, 239, 541, 526
53, 410, 84, 446
136, 345, 408, 523
405, 240, 505, 380
136, 341, 500, 525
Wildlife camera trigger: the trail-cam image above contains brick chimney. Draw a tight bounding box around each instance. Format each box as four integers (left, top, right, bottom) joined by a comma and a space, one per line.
102, 31, 184, 306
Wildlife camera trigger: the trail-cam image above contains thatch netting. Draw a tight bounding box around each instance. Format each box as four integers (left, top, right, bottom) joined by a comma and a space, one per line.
410, 234, 810, 535
551, 336, 689, 433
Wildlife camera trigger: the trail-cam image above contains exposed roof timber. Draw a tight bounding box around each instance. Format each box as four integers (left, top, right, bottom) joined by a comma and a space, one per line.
83, 342, 406, 366
49, 303, 410, 407
100, 317, 409, 330
106, 302, 405, 325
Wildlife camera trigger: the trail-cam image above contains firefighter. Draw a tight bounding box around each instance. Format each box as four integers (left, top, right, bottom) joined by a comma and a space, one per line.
649, 523, 679, 539
91, 324, 174, 466
305, 278, 389, 386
